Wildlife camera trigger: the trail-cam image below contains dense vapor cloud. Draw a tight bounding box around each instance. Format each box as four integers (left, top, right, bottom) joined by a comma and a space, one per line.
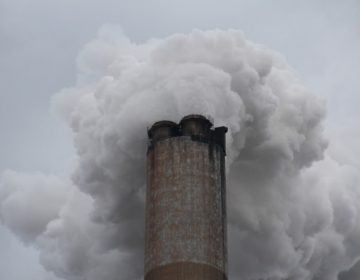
0, 171, 71, 243
1, 26, 359, 280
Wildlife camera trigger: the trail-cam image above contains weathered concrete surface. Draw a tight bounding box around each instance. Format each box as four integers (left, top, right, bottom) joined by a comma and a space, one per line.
145, 136, 227, 279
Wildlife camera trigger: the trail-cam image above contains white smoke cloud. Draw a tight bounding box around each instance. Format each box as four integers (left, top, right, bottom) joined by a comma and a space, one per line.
0, 170, 71, 243
1, 26, 359, 280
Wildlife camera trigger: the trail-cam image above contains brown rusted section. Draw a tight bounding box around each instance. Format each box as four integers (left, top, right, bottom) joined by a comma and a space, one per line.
145, 262, 227, 280
145, 115, 227, 279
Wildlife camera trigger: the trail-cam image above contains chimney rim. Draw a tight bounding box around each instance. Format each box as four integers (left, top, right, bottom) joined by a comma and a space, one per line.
148, 120, 178, 138
179, 114, 213, 128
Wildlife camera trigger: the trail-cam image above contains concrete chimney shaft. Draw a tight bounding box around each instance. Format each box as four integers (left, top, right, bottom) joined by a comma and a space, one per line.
145, 115, 228, 280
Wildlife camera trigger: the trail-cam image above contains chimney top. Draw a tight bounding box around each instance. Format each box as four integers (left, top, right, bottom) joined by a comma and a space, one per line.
147, 114, 227, 153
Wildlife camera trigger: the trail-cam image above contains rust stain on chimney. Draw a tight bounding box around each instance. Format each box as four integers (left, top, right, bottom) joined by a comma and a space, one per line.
145, 115, 228, 280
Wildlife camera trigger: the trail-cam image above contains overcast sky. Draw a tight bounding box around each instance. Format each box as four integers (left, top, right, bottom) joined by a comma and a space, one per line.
0, 0, 359, 279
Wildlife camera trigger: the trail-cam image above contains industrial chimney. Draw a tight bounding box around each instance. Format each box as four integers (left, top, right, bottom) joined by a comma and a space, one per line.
145, 115, 228, 280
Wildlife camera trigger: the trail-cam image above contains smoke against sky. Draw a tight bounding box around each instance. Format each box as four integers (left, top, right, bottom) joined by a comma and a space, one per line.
1, 26, 360, 280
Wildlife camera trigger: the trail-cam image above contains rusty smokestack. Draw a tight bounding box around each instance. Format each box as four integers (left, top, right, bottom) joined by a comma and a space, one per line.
145, 114, 228, 280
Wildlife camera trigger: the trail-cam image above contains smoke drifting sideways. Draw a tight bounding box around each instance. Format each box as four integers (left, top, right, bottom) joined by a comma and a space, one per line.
1, 26, 360, 280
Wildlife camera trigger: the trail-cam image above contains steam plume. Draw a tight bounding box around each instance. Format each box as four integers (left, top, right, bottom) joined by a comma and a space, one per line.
1, 26, 360, 280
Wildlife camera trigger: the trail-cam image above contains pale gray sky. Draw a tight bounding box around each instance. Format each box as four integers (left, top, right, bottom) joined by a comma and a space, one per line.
0, 0, 359, 279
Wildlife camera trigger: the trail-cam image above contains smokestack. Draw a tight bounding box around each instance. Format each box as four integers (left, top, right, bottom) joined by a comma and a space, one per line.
145, 114, 228, 280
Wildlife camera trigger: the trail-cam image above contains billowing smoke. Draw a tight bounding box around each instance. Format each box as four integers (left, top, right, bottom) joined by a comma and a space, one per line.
1, 26, 360, 280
